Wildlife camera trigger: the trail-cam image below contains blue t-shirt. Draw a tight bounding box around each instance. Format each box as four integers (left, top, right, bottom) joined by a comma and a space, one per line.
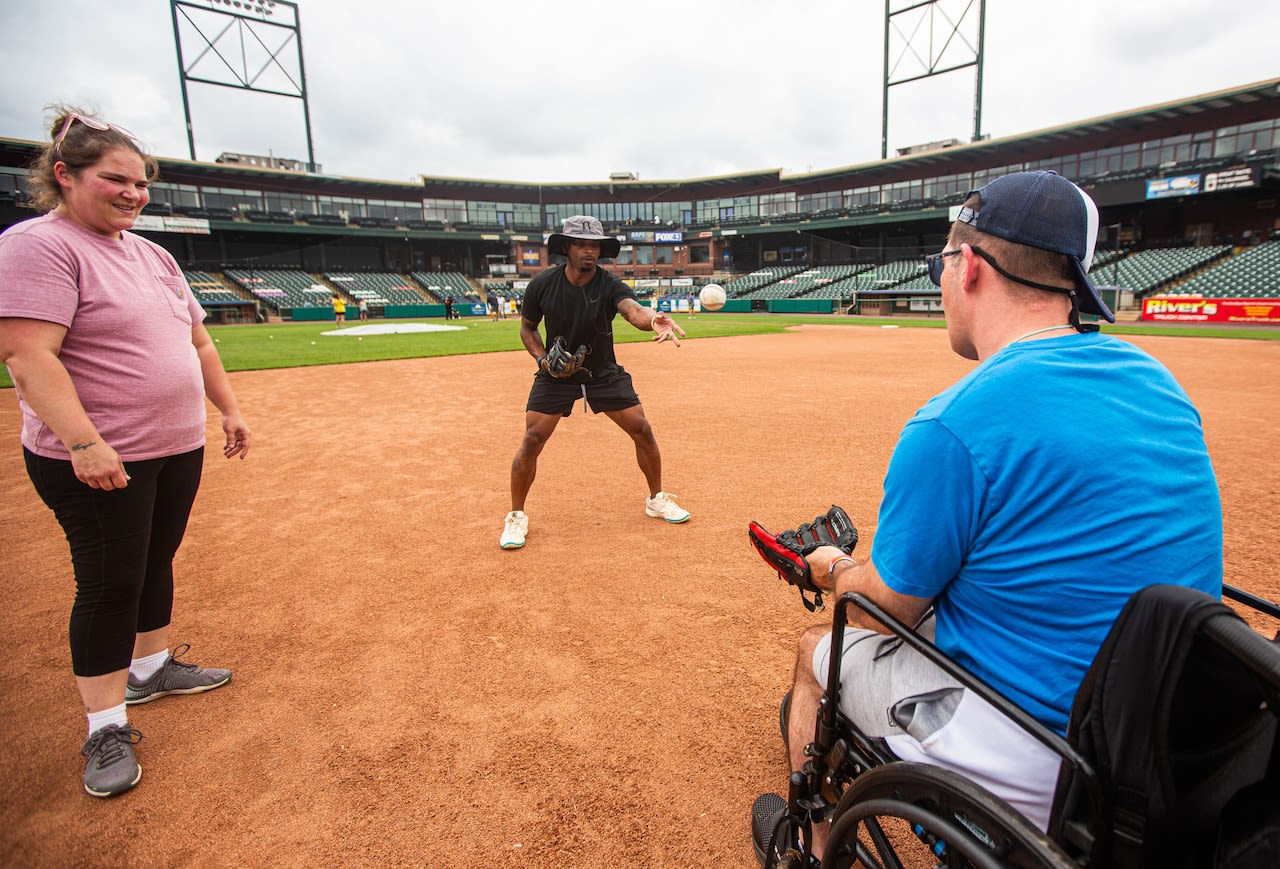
871, 332, 1222, 734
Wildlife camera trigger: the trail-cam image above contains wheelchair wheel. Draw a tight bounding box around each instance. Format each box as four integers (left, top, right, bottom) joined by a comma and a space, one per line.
822, 763, 1071, 869
780, 690, 792, 748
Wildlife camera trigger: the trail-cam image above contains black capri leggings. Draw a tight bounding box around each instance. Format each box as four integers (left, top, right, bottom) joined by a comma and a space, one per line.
24, 446, 204, 677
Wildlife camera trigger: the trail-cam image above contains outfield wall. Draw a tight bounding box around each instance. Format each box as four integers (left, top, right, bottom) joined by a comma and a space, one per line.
285, 302, 488, 321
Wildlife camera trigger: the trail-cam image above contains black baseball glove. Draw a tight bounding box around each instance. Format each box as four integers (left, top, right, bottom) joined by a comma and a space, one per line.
748, 506, 859, 612
539, 336, 590, 379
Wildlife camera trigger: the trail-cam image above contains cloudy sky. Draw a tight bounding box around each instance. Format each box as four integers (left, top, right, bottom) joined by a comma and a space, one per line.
1, 0, 1275, 184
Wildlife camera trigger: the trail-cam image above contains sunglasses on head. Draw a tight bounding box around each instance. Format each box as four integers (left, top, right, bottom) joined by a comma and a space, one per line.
53, 112, 139, 159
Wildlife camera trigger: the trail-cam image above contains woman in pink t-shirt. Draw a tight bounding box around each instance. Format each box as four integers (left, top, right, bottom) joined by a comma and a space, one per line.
0, 107, 252, 799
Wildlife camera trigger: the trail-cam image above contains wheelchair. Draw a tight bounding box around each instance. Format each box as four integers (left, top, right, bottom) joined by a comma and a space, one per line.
756, 583, 1280, 868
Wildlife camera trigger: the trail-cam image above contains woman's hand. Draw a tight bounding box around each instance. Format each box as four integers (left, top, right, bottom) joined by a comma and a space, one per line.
69, 440, 130, 490
221, 413, 252, 459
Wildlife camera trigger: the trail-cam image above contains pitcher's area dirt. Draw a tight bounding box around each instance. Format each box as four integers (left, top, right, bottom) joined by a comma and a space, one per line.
1, 324, 1276, 867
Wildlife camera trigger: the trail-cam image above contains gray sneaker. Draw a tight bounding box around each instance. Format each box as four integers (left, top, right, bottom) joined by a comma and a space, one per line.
125, 643, 231, 705
82, 724, 143, 798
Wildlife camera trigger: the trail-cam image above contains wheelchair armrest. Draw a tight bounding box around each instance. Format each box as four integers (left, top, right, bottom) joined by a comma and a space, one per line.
1223, 583, 1280, 623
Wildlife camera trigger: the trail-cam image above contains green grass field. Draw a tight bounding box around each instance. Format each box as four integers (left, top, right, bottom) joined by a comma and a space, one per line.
1, 313, 1276, 389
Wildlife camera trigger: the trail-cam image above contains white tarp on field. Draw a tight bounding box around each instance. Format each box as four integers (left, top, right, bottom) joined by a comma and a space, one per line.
319, 323, 468, 336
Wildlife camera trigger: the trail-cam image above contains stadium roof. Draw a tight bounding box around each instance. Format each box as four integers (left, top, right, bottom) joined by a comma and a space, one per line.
772, 77, 1280, 193
415, 168, 786, 201
2, 77, 1277, 202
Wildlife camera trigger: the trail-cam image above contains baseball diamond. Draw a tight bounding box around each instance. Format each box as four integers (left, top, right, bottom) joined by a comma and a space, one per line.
1, 16, 1278, 862
1, 326, 1276, 865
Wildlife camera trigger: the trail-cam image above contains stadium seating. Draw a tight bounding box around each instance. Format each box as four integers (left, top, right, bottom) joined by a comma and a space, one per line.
242, 209, 295, 224
350, 216, 395, 229
483, 281, 525, 303
1089, 249, 1126, 271
411, 272, 480, 303
298, 213, 347, 226
183, 270, 245, 305
325, 273, 428, 305
1173, 241, 1280, 298
224, 268, 334, 310
854, 259, 932, 294
1087, 245, 1231, 295
790, 265, 874, 300
742, 265, 865, 300
727, 266, 808, 299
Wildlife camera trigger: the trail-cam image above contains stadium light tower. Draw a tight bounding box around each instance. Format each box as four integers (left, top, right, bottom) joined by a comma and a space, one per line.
168, 0, 317, 170
882, 0, 986, 159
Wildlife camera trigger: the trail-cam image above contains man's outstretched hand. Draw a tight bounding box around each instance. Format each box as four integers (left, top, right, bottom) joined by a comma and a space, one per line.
652, 312, 685, 346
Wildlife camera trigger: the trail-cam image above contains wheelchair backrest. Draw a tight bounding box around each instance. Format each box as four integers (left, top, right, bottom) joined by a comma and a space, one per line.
1050, 584, 1280, 868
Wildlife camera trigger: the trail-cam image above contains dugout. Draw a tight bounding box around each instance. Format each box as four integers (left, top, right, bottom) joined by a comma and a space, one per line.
201, 300, 261, 324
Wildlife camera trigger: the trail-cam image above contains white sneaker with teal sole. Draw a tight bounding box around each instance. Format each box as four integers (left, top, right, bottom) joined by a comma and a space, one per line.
500, 510, 528, 549
645, 491, 691, 523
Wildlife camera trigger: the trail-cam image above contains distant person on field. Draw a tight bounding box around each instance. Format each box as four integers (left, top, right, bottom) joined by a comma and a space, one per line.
333, 294, 346, 324
444, 295, 454, 321
500, 215, 690, 550
358, 298, 368, 321
0, 105, 252, 799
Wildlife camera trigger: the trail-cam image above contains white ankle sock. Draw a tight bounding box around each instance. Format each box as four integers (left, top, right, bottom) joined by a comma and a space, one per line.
130, 649, 170, 682
87, 702, 127, 737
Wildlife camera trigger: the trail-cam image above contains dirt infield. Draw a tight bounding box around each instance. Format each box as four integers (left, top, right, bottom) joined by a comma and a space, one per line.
1, 324, 1277, 868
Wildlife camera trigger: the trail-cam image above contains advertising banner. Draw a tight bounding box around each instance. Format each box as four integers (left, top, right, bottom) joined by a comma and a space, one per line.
131, 215, 211, 235
132, 215, 165, 232
1145, 175, 1201, 200
1203, 166, 1257, 192
1142, 297, 1280, 323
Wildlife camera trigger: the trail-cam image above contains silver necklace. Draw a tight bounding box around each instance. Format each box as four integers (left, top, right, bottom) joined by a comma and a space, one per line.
1012, 324, 1074, 344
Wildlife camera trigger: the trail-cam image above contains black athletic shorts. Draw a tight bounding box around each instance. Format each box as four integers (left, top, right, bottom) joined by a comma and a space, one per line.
526, 369, 641, 416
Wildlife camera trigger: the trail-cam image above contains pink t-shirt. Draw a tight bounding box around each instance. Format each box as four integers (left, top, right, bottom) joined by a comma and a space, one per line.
0, 212, 208, 461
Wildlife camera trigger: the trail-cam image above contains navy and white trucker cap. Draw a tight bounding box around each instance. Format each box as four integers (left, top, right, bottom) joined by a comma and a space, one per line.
956, 170, 1114, 322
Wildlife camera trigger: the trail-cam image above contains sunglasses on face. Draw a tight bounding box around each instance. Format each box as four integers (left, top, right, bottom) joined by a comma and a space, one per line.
928, 243, 1073, 297
926, 249, 962, 287
53, 112, 139, 159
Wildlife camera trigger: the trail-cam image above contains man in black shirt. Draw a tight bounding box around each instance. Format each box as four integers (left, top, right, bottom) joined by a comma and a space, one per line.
500, 216, 690, 549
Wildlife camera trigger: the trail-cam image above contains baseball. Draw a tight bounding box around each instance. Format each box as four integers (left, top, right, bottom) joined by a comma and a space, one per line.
699, 283, 726, 311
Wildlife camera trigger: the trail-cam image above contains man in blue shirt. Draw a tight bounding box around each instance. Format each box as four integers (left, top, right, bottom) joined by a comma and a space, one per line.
753, 171, 1222, 865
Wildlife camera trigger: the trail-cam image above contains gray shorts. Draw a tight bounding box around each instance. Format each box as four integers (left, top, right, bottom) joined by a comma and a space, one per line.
812, 616, 963, 743
811, 616, 1061, 831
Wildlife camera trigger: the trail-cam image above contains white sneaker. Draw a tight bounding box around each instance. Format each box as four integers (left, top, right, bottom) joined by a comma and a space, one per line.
500, 511, 528, 549
645, 491, 691, 523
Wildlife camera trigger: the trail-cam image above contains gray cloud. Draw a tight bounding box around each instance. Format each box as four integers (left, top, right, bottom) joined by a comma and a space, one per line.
2, 0, 1275, 183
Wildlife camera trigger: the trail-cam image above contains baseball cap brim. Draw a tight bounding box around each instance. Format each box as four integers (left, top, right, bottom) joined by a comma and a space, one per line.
1069, 258, 1115, 322
548, 233, 621, 258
